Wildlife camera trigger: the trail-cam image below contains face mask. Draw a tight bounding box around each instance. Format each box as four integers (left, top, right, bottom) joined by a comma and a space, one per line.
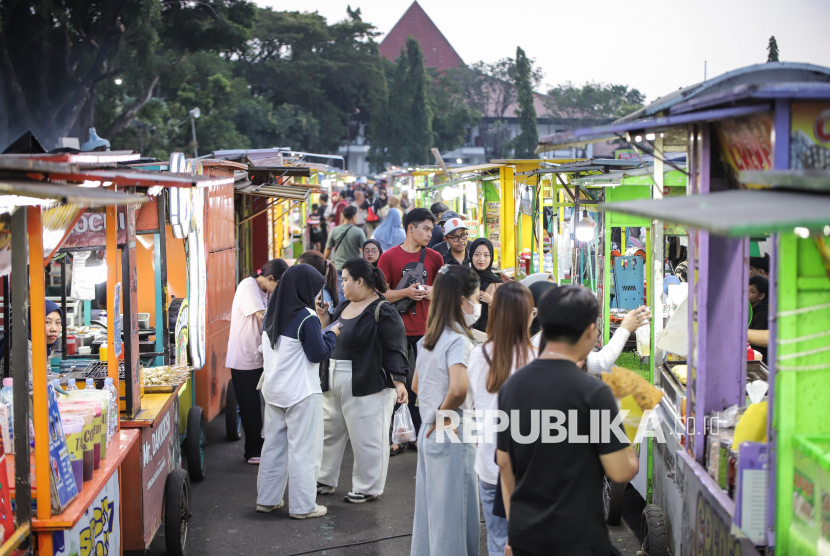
463, 298, 481, 326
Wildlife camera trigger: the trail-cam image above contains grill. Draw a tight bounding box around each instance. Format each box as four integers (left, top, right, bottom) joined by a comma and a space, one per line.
78, 360, 125, 380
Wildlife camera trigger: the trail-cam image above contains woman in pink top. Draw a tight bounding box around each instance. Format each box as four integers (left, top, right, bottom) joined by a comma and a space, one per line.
226, 259, 288, 463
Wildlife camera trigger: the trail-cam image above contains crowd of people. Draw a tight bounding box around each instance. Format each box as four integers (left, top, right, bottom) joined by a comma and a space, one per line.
225, 185, 645, 554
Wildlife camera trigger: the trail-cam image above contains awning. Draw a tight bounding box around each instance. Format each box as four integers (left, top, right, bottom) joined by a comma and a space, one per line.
600, 189, 830, 237
246, 166, 312, 179
0, 180, 149, 206
740, 169, 830, 192
246, 183, 312, 202
572, 165, 688, 187
451, 163, 505, 174
1, 151, 142, 165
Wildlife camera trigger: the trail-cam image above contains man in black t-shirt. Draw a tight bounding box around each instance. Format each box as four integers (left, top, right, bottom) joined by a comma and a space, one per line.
497, 285, 639, 556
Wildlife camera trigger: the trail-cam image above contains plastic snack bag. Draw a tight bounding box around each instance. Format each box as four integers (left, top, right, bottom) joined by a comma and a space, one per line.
392, 404, 417, 445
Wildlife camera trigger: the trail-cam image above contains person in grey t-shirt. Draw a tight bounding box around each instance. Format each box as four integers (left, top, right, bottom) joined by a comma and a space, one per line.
324, 205, 366, 298
410, 265, 481, 556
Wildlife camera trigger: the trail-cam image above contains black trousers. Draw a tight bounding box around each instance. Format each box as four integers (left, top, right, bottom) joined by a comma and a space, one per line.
405, 335, 423, 436
230, 368, 265, 460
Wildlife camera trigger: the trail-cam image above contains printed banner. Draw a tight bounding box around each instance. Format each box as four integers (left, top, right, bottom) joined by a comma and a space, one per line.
791, 102, 830, 170
52, 470, 120, 556
47, 382, 79, 513
715, 114, 774, 173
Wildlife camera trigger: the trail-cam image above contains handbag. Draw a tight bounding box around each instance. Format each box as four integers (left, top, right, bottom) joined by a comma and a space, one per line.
375, 300, 414, 385
392, 247, 427, 315
366, 206, 380, 223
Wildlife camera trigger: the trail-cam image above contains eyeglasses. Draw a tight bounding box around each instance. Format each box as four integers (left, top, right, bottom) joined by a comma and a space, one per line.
447, 233, 468, 242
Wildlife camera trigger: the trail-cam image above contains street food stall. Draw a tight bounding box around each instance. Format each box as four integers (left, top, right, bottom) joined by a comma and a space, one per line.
0, 157, 149, 556
538, 63, 830, 555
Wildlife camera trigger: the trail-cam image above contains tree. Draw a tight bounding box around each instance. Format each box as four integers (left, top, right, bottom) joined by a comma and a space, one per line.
403, 38, 433, 165
427, 68, 480, 154
0, 0, 255, 148
545, 82, 645, 125
767, 36, 780, 62
511, 47, 538, 159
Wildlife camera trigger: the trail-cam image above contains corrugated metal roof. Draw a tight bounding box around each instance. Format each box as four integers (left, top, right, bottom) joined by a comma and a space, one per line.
0, 180, 149, 205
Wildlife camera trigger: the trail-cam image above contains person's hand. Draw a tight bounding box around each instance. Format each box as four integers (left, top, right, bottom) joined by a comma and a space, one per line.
406, 284, 428, 301
330, 322, 343, 337
504, 543, 513, 556
620, 306, 650, 333
479, 290, 494, 304
425, 414, 457, 438
423, 285, 433, 300
393, 381, 408, 404
315, 293, 330, 316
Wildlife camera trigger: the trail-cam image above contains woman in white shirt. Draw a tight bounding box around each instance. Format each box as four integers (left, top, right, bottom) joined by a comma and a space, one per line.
466, 281, 536, 556
225, 259, 287, 464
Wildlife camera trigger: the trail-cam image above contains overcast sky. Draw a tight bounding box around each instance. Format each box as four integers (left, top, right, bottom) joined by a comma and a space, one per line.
254, 0, 830, 102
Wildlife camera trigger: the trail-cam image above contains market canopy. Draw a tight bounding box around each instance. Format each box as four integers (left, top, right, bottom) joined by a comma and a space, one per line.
600, 189, 830, 237
572, 164, 688, 187
0, 180, 149, 206
740, 169, 830, 192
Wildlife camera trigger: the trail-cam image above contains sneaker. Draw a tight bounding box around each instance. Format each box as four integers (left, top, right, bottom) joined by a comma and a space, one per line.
247, 457, 261, 465
289, 504, 328, 519
344, 492, 378, 504
316, 483, 335, 494
256, 501, 284, 513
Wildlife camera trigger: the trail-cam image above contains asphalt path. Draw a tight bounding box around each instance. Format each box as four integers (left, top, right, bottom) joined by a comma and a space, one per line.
142, 414, 645, 556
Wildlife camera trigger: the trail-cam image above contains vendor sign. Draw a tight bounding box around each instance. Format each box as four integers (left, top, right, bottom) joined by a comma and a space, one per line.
52, 471, 120, 556
715, 114, 774, 173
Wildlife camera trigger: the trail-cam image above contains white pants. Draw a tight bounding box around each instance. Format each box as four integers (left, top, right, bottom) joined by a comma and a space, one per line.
257, 393, 323, 514
318, 360, 397, 496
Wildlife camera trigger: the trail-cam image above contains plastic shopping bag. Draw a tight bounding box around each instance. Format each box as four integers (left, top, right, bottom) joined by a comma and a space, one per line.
392, 404, 417, 445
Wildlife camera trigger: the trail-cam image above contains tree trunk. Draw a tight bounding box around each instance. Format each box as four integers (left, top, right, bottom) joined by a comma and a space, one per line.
103, 74, 160, 141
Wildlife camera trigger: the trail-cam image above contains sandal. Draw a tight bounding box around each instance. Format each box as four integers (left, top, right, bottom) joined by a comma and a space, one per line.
390, 444, 403, 456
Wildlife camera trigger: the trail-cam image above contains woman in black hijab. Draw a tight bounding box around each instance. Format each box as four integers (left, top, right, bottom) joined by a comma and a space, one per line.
257, 264, 340, 519
468, 238, 502, 332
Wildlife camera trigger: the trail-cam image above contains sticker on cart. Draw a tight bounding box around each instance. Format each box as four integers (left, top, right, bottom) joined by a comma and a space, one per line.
113, 283, 122, 358
188, 187, 207, 370
52, 470, 120, 556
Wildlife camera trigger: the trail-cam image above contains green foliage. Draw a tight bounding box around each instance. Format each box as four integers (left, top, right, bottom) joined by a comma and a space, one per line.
546, 82, 646, 125
767, 36, 780, 62
511, 47, 539, 159
403, 38, 433, 165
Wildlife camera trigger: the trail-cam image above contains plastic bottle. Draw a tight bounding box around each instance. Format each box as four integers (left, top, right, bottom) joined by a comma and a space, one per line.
85, 379, 94, 390
66, 379, 78, 392
0, 378, 13, 407
103, 378, 118, 442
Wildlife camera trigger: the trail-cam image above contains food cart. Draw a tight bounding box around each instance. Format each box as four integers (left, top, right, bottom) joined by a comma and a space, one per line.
0, 156, 148, 556
537, 63, 830, 555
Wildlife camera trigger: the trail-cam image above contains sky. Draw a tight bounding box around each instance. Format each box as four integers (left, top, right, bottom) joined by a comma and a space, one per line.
254, 0, 830, 102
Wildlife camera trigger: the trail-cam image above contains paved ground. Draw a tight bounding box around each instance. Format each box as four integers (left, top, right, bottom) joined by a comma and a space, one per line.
143, 415, 644, 556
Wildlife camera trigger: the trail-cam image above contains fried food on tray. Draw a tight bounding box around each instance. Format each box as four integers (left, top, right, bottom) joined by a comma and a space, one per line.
602, 366, 663, 410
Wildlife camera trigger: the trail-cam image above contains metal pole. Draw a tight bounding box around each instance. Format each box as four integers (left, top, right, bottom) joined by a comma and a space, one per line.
190, 117, 199, 158
3, 275, 10, 379
61, 256, 67, 361
158, 192, 170, 365
11, 207, 31, 546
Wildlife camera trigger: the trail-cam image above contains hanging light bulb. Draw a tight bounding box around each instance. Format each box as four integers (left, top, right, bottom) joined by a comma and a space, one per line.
575, 210, 596, 242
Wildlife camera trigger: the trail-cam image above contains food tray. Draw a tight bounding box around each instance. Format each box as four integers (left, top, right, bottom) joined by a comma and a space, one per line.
143, 384, 178, 394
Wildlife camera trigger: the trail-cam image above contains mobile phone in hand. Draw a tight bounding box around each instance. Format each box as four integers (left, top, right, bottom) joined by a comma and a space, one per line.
323, 321, 341, 334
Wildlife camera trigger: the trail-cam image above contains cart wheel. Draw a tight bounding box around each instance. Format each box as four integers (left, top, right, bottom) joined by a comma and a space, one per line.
603, 477, 626, 525
186, 406, 207, 482
225, 380, 242, 441
641, 505, 670, 556
165, 468, 191, 556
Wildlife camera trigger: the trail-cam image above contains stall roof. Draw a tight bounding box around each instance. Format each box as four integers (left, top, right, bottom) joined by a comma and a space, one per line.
246, 166, 312, 179
34, 169, 234, 188
0, 157, 79, 174
670, 82, 830, 115
0, 180, 149, 206
452, 163, 505, 173
617, 62, 830, 123
536, 104, 770, 152
1, 151, 142, 165
248, 183, 312, 202
600, 189, 830, 236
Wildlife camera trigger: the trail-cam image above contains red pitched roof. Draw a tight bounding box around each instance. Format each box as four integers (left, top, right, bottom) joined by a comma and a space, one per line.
379, 2, 463, 71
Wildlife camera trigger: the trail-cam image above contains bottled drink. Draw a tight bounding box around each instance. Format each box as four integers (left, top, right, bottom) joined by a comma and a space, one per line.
85, 379, 94, 390
52, 379, 61, 391
66, 379, 78, 392
0, 378, 12, 407
103, 378, 118, 441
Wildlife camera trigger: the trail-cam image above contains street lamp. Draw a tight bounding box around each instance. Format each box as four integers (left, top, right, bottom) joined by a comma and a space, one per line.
188, 107, 200, 158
